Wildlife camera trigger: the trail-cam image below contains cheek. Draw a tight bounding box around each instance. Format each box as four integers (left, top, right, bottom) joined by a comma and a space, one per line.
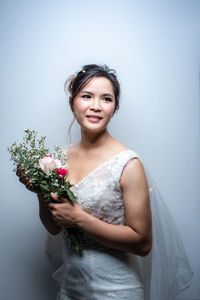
104, 103, 115, 116
73, 100, 88, 113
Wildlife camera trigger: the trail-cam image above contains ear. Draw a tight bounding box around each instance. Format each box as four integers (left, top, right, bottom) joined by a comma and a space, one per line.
69, 96, 74, 112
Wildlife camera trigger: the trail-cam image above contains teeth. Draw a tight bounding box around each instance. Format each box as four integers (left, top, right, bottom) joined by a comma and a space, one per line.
87, 116, 100, 119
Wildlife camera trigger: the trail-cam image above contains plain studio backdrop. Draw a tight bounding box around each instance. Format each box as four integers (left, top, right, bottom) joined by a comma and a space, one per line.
1, 0, 199, 299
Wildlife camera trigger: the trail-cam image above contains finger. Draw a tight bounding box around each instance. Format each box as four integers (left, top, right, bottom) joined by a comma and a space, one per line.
48, 202, 58, 209
17, 164, 22, 170
25, 180, 32, 186
19, 172, 28, 181
54, 196, 66, 203
20, 177, 31, 188
25, 180, 34, 190
16, 165, 22, 176
16, 170, 21, 177
51, 211, 57, 220
16, 165, 25, 177
51, 193, 70, 203
50, 192, 60, 201
19, 175, 27, 185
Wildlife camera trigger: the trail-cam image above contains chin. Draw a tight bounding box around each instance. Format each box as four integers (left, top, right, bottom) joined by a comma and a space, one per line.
81, 124, 108, 134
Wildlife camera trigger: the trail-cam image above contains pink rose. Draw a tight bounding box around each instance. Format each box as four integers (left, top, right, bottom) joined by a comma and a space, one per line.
56, 168, 68, 178
39, 156, 61, 173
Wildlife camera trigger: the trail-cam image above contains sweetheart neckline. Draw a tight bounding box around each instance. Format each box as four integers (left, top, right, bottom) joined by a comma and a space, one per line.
65, 148, 132, 189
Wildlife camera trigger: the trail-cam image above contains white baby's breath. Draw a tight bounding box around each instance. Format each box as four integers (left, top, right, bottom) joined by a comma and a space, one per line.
8, 129, 79, 250
8, 129, 76, 203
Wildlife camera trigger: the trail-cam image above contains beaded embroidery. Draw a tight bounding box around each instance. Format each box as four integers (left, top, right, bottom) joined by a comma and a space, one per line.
63, 147, 139, 249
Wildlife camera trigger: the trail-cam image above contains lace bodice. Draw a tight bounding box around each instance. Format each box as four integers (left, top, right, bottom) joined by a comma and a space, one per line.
63, 149, 139, 248
70, 149, 138, 224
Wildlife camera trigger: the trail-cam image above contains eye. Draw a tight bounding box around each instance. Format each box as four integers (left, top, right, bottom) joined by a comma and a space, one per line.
81, 95, 91, 99
103, 97, 113, 102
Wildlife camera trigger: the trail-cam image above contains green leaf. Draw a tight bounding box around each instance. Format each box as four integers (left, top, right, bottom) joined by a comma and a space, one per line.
64, 181, 70, 189
70, 234, 80, 251
40, 183, 49, 192
67, 189, 77, 202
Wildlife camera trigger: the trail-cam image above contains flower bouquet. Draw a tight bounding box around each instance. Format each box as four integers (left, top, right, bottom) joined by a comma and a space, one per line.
8, 129, 80, 250
8, 129, 76, 202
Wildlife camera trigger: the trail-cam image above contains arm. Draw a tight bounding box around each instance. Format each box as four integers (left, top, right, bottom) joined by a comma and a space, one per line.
79, 158, 152, 256
49, 158, 152, 256
37, 194, 62, 235
16, 168, 61, 235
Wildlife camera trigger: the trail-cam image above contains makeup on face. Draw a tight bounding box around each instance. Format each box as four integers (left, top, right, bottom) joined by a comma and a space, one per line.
72, 77, 116, 131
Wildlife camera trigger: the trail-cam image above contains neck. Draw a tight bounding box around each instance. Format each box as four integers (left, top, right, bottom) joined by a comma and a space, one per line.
79, 129, 113, 150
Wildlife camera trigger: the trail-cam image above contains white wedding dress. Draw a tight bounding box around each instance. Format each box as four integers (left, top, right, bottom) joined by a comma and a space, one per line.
45, 149, 193, 300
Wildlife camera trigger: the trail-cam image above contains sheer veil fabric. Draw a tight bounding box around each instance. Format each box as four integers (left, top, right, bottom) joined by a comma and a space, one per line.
45, 149, 193, 300
133, 163, 193, 299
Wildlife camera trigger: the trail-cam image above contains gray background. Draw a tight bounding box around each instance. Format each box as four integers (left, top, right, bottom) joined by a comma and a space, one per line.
1, 0, 199, 299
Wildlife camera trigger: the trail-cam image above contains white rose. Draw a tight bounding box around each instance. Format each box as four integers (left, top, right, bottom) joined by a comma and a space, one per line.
54, 159, 62, 169
39, 156, 58, 173
61, 164, 69, 170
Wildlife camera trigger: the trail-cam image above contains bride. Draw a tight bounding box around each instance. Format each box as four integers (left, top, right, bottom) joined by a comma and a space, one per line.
18, 64, 193, 300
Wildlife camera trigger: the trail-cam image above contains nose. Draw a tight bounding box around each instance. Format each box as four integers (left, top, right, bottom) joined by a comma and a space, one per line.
89, 98, 101, 112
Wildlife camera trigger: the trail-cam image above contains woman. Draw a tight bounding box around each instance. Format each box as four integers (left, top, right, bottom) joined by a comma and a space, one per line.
18, 64, 193, 300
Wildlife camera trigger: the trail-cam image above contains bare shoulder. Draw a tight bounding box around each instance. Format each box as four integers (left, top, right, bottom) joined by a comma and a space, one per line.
120, 158, 149, 191
109, 138, 129, 152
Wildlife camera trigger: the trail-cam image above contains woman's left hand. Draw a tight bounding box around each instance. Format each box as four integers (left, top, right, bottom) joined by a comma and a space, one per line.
48, 192, 84, 228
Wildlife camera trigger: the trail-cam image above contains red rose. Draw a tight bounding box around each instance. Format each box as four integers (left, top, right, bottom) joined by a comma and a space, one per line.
56, 168, 68, 178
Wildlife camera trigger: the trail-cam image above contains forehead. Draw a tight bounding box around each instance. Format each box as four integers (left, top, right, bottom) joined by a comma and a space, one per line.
81, 77, 114, 94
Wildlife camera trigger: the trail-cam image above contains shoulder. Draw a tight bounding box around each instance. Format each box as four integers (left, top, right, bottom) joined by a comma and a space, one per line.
120, 157, 148, 191
109, 137, 139, 157
109, 138, 128, 152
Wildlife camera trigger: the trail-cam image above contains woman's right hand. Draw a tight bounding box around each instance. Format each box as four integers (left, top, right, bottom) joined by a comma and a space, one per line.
16, 164, 39, 194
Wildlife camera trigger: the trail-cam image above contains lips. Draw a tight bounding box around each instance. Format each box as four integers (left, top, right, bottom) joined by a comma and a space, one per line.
86, 115, 103, 120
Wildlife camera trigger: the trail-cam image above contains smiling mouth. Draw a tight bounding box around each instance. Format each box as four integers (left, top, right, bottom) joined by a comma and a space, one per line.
86, 115, 103, 120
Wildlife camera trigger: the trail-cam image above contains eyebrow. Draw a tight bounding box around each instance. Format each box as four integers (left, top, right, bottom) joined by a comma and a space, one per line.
80, 90, 113, 98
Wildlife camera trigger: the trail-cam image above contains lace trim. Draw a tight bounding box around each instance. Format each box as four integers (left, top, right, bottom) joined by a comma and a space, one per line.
66, 149, 136, 191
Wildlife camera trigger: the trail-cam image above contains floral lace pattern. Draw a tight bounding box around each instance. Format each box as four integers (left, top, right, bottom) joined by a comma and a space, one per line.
51, 147, 193, 300
64, 148, 139, 248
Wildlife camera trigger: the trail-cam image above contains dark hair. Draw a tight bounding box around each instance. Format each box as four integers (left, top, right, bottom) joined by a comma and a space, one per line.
64, 64, 120, 114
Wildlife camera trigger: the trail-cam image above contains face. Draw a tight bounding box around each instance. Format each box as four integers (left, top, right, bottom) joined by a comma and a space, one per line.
71, 77, 115, 133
